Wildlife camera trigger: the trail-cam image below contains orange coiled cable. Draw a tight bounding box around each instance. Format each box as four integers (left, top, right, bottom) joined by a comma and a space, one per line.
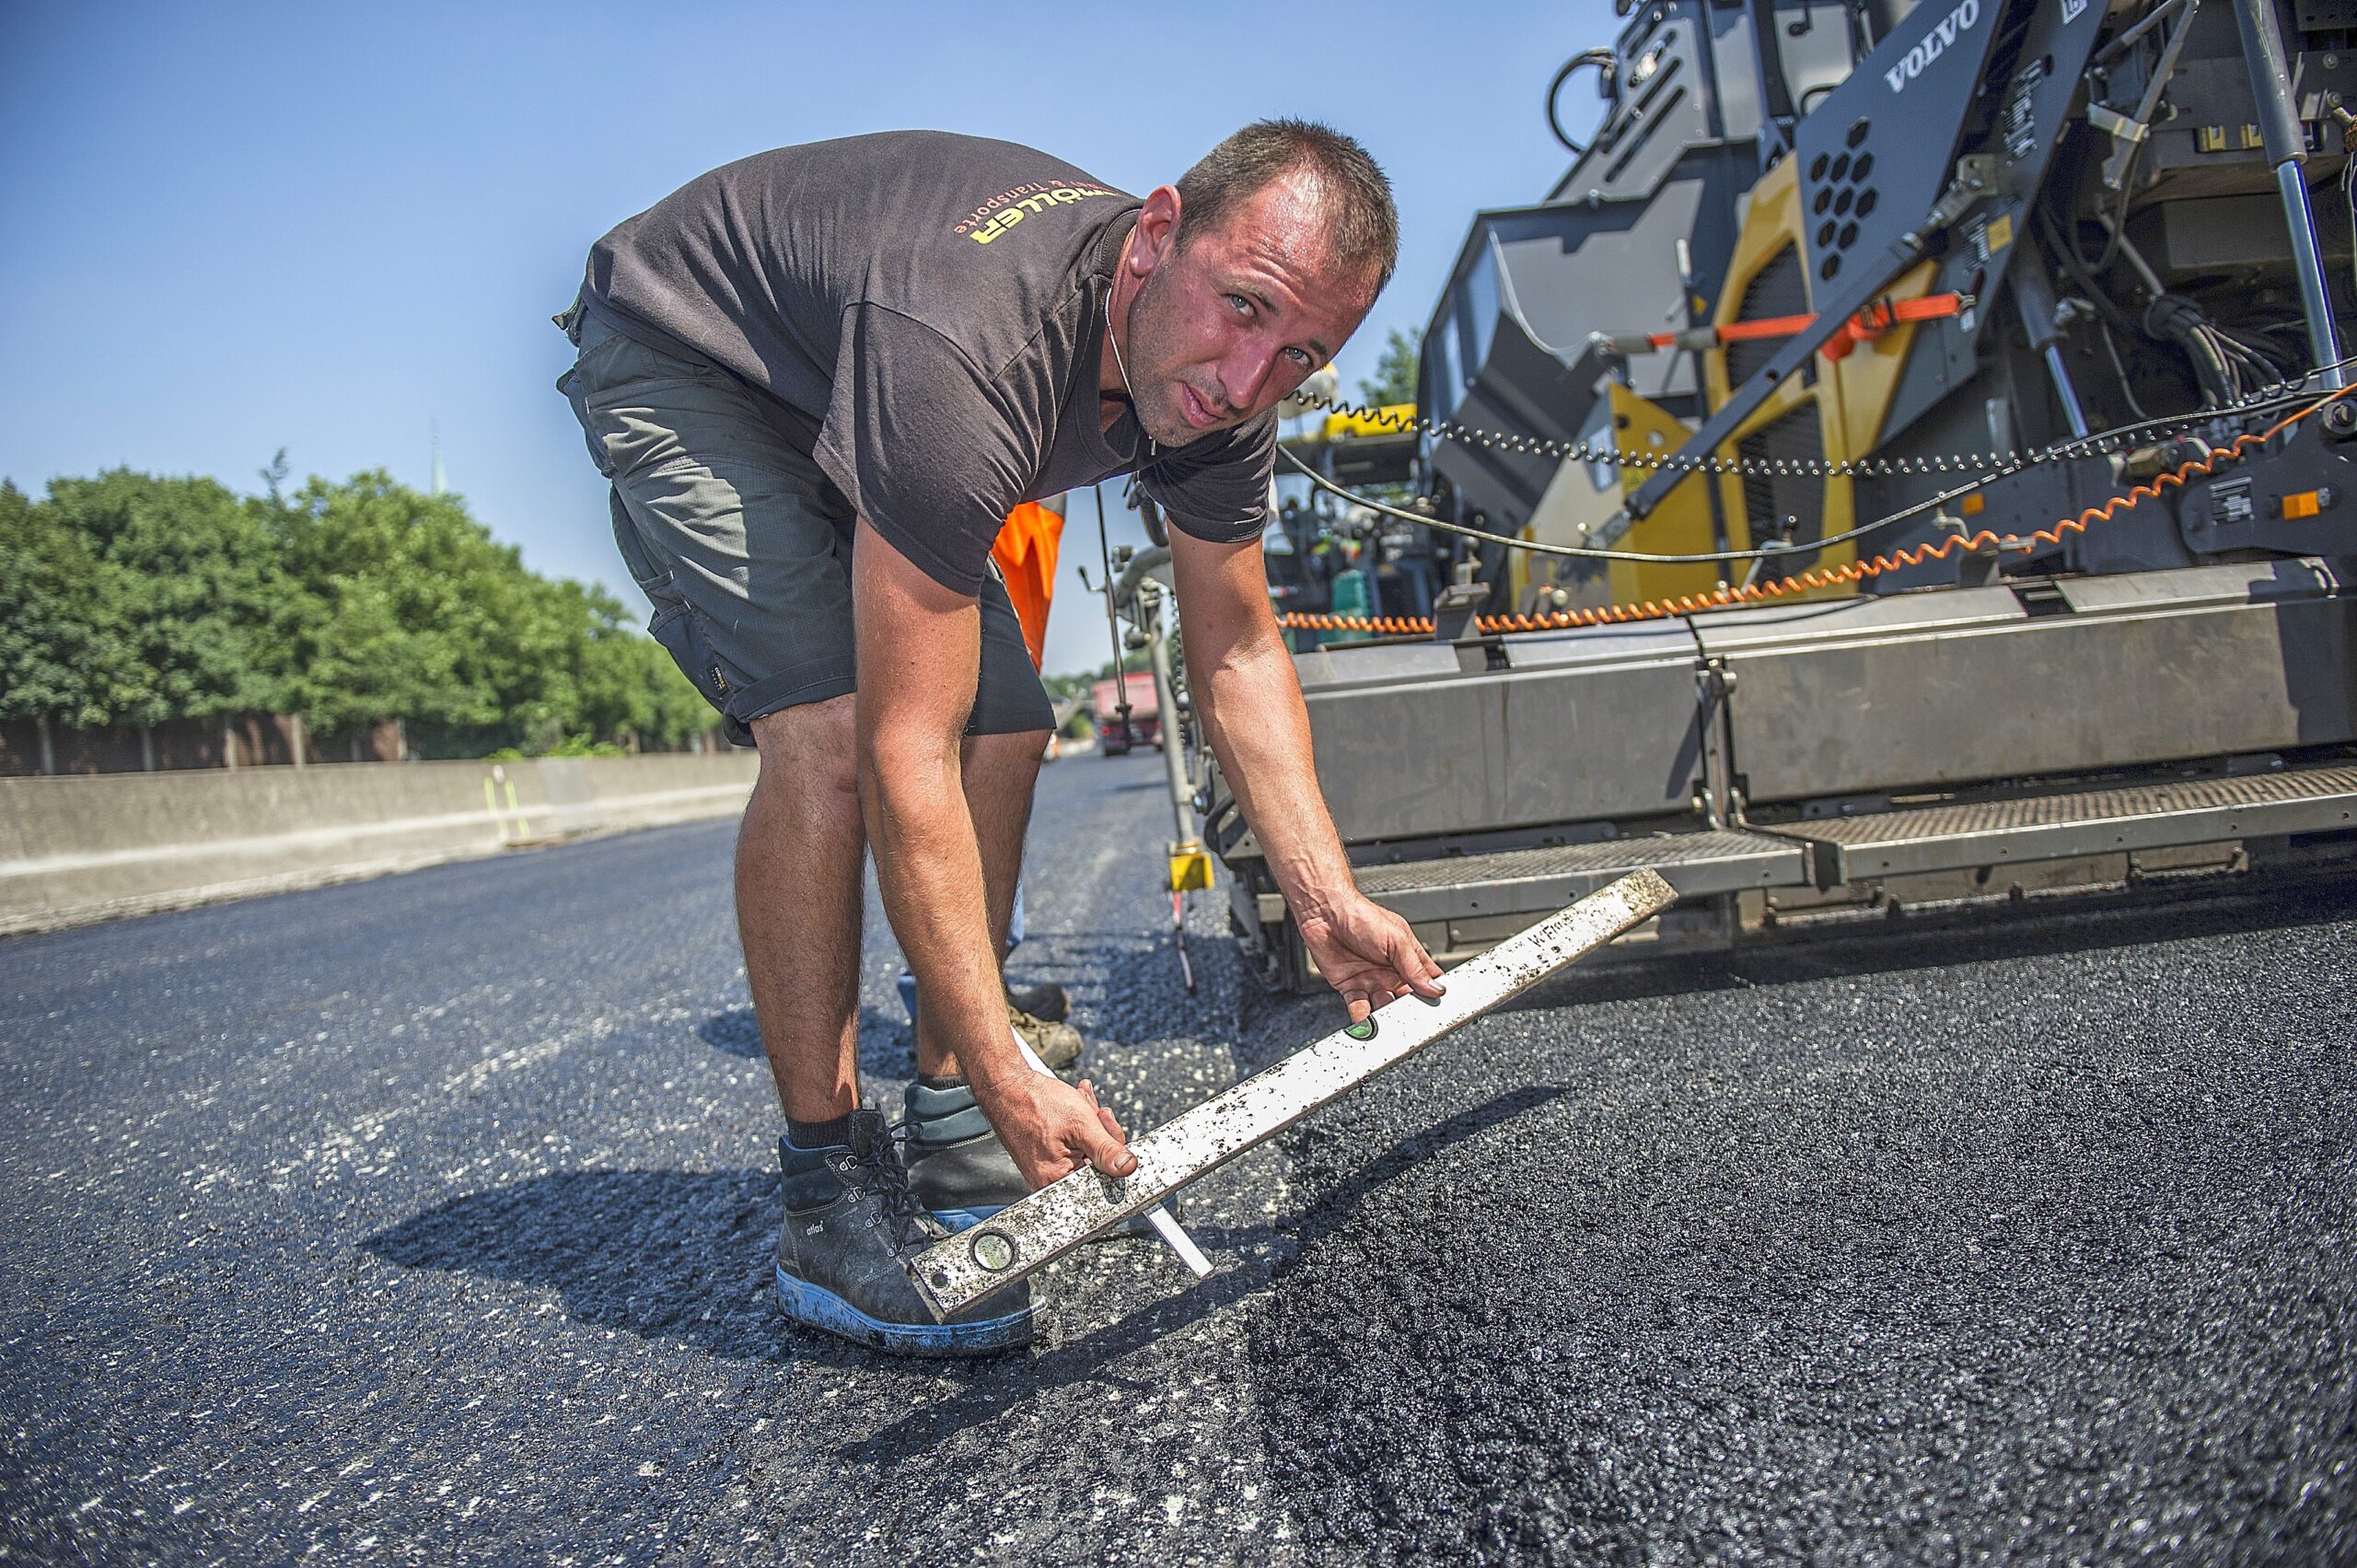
1278, 390, 2355, 638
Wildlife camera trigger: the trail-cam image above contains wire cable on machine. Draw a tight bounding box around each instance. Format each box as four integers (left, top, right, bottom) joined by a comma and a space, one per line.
1289, 339, 2357, 485
1546, 50, 1619, 156
1278, 382, 2357, 636
1283, 358, 2357, 569
2096, 319, 2154, 421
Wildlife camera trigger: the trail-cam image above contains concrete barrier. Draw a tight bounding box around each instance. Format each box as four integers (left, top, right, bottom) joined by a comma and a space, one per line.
0, 752, 759, 936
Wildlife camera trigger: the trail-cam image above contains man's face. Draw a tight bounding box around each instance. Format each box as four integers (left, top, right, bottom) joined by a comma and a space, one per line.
1120, 175, 1376, 447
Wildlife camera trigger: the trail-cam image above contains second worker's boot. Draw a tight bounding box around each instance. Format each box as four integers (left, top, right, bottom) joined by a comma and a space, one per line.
1004, 978, 1070, 1024
901, 1077, 1171, 1238
1007, 1001, 1083, 1072
900, 1077, 1027, 1231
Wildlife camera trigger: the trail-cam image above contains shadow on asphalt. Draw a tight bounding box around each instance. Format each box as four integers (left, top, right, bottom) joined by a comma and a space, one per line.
364, 1168, 794, 1362
695, 1010, 762, 1058
832, 1081, 1576, 1466
697, 1005, 914, 1077
357, 1083, 1572, 1412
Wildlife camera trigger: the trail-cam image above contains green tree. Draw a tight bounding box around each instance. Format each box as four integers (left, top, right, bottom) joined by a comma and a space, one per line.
0, 482, 150, 726
0, 470, 291, 727
4, 460, 715, 756
1357, 327, 1420, 409
266, 470, 713, 754
265, 471, 512, 738
39, 470, 292, 723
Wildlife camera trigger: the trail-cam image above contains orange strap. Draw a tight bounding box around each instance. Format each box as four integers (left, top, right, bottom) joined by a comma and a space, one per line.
1713, 311, 1817, 343
1819, 293, 1968, 361
1601, 294, 1967, 361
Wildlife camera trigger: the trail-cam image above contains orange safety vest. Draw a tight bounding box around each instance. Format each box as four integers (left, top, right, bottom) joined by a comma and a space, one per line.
990, 496, 1066, 671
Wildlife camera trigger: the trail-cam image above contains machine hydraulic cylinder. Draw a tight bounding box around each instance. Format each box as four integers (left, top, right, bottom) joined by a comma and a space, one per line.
2232, 0, 2347, 388
2012, 246, 2092, 439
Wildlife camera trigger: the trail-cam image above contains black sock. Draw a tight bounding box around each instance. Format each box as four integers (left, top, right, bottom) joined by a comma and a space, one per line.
918, 1074, 967, 1092
784, 1113, 853, 1152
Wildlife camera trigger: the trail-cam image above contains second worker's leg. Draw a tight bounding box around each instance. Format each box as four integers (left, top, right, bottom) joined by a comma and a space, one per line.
896, 722, 1140, 1232
968, 729, 1081, 1070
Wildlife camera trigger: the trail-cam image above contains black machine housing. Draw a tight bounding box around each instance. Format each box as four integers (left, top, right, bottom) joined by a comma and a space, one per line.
1213, 0, 2357, 989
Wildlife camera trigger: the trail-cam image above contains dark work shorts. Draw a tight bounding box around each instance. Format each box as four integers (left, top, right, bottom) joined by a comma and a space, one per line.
556, 312, 1053, 745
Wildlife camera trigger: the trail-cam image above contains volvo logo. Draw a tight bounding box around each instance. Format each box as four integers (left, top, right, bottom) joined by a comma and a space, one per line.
1884, 0, 1981, 92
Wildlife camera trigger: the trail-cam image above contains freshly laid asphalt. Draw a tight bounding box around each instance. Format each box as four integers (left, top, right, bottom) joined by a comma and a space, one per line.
2, 750, 2352, 1564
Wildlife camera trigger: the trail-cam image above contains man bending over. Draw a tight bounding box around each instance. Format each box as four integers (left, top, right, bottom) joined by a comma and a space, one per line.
558, 121, 1442, 1355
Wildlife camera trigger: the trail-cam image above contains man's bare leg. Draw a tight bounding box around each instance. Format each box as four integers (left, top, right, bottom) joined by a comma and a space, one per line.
751, 695, 1035, 1349
915, 727, 1050, 1080
738, 696, 866, 1122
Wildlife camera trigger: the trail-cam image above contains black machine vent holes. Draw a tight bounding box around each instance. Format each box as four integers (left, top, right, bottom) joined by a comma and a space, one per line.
1808, 118, 1878, 282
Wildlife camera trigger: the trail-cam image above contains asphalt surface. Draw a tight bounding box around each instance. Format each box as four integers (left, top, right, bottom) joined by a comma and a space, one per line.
2, 750, 2352, 1564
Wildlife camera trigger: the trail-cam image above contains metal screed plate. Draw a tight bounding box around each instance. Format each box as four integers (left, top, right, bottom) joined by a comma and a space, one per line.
907, 869, 1680, 1320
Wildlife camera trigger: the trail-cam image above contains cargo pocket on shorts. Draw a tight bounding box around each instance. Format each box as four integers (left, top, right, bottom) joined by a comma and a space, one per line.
610, 492, 674, 596
648, 604, 736, 716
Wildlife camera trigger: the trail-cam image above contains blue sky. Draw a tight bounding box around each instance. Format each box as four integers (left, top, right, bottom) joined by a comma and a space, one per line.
0, 1, 1608, 675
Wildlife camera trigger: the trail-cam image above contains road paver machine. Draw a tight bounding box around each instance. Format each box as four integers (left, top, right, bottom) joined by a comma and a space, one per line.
1204, 0, 2357, 985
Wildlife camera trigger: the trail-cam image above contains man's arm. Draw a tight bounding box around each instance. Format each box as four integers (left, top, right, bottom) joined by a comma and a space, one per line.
1166, 528, 1445, 1020
851, 519, 1134, 1187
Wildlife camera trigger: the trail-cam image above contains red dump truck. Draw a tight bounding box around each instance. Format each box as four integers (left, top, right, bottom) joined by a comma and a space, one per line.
1091, 671, 1160, 756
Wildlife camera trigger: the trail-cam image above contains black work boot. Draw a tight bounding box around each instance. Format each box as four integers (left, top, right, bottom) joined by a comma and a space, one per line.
772, 1109, 1033, 1356
901, 1078, 1168, 1238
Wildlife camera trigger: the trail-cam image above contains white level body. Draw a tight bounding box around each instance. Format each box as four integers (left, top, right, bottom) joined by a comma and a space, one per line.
1005, 1025, 1211, 1277
911, 869, 1678, 1319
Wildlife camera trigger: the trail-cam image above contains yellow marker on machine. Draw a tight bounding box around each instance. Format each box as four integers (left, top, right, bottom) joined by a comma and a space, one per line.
1167, 843, 1213, 893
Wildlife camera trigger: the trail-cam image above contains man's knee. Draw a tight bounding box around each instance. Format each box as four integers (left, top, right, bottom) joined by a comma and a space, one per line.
749, 696, 860, 803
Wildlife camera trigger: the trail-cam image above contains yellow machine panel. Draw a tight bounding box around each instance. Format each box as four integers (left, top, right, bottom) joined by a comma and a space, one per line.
1600, 157, 1948, 609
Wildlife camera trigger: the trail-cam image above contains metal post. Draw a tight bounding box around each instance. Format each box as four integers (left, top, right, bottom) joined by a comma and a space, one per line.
1144, 585, 1209, 988
1144, 590, 1196, 852
1677, 237, 1738, 573
2233, 0, 2347, 388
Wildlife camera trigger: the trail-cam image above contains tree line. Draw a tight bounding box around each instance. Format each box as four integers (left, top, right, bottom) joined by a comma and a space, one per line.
0, 461, 714, 756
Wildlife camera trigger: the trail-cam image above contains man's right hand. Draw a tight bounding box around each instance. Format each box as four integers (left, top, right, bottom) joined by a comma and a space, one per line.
970, 1070, 1138, 1190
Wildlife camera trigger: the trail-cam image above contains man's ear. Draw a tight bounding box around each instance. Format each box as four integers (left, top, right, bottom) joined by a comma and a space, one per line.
1133, 185, 1182, 276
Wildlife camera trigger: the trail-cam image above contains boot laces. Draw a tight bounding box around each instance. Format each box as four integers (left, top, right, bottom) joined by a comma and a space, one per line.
848, 1125, 935, 1250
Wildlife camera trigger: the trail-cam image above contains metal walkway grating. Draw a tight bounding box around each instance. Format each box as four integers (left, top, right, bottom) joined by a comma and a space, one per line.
1766, 763, 2357, 879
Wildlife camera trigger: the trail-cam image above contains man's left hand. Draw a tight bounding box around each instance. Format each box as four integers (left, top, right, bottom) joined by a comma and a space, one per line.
1296, 892, 1446, 1023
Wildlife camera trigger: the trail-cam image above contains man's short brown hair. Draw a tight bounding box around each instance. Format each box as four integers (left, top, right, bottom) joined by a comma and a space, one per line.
1175, 119, 1399, 296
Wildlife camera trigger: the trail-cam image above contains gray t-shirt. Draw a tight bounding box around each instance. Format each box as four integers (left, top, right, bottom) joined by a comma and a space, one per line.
579, 132, 1274, 595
